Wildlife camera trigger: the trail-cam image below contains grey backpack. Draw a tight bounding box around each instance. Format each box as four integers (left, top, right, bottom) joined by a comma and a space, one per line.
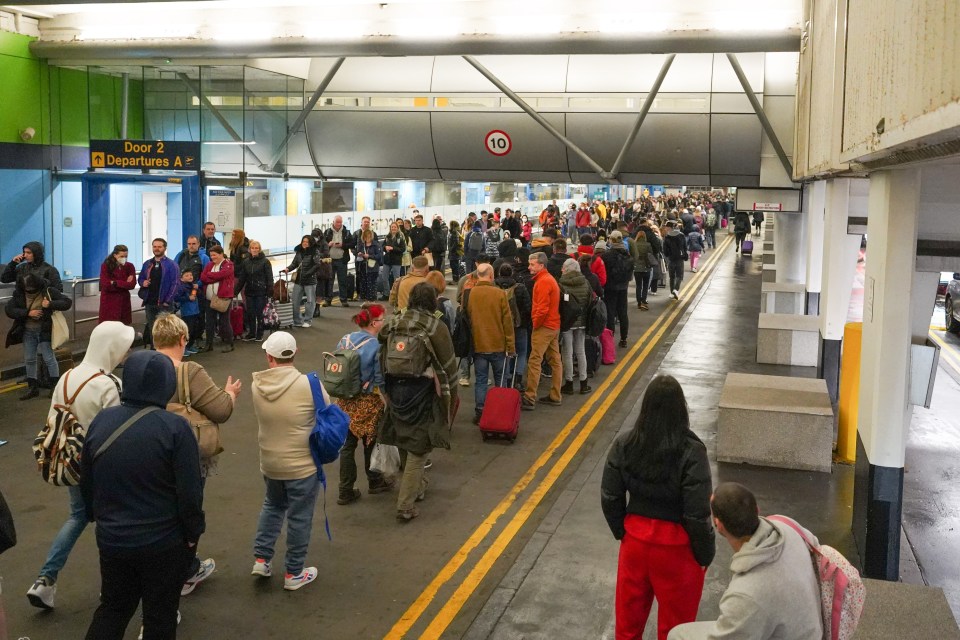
321, 334, 373, 398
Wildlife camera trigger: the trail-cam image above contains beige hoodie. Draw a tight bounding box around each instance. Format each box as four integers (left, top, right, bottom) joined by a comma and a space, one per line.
252, 365, 331, 481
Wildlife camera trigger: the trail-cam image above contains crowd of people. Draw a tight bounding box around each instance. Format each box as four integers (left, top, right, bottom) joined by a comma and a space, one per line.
2, 190, 841, 640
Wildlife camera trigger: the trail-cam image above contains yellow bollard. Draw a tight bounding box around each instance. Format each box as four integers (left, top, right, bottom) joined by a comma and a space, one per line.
836, 322, 863, 463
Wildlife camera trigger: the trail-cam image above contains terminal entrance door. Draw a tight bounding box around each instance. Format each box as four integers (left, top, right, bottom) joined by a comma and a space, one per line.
141, 192, 168, 261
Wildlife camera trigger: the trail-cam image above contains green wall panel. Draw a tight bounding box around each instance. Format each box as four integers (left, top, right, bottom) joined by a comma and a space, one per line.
0, 32, 43, 145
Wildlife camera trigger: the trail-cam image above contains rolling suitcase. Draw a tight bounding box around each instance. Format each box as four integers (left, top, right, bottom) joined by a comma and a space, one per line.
585, 335, 602, 377
741, 239, 754, 255
479, 358, 521, 443
600, 328, 617, 365
273, 272, 294, 328
230, 302, 245, 336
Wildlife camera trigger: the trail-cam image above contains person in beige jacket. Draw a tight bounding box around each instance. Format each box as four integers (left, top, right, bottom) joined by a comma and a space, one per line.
250, 331, 329, 591
465, 263, 515, 424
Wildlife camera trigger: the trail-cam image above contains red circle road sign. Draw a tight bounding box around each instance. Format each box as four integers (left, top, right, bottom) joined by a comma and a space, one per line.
485, 130, 512, 156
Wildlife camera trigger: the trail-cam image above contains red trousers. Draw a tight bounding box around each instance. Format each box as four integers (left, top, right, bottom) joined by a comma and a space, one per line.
615, 515, 706, 640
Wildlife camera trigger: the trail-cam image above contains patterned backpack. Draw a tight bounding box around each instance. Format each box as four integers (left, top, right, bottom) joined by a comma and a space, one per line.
769, 515, 865, 640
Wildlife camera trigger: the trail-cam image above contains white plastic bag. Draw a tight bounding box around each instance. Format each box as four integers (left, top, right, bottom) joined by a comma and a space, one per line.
370, 443, 401, 477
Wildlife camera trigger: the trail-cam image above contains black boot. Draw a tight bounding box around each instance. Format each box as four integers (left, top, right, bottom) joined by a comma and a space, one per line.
579, 380, 592, 394
19, 378, 39, 400
47, 376, 59, 397
561, 380, 575, 395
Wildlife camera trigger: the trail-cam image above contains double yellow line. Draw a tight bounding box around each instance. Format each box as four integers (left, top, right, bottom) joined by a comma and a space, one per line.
928, 330, 960, 378
386, 234, 734, 639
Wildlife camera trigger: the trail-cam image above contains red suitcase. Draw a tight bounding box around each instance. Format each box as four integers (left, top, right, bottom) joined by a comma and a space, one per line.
479, 359, 521, 442
230, 302, 245, 337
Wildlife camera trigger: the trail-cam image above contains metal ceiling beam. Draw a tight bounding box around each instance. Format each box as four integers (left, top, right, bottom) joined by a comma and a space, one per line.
31, 31, 801, 61
263, 56, 344, 172
462, 55, 613, 182
726, 52, 795, 180
176, 72, 268, 169
609, 53, 675, 179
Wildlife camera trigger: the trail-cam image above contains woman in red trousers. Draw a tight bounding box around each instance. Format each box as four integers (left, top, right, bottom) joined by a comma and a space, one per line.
98, 244, 137, 325
600, 375, 715, 640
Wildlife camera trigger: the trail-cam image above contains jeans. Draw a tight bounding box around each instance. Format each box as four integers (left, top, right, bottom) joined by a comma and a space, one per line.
245, 294, 267, 339
705, 227, 716, 248
463, 255, 476, 277
338, 431, 383, 493
524, 327, 563, 403
143, 303, 163, 349
458, 356, 472, 381
690, 251, 701, 270
85, 542, 192, 640
23, 327, 58, 380
397, 450, 428, 512
330, 261, 350, 303
668, 259, 685, 294
561, 328, 588, 382
474, 352, 506, 413
449, 255, 462, 282
253, 474, 321, 575
650, 261, 661, 293
204, 308, 233, 347
605, 288, 629, 341
634, 272, 650, 305
291, 283, 317, 326
39, 485, 87, 581
513, 327, 529, 379
387, 265, 403, 289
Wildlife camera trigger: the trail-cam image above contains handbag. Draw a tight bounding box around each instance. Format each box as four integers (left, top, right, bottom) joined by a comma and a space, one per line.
47, 290, 69, 349
318, 258, 333, 280
425, 253, 434, 268
367, 258, 377, 269
167, 363, 224, 459
209, 296, 231, 313
370, 443, 401, 477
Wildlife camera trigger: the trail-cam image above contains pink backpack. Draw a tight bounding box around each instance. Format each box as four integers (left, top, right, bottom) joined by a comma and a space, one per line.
768, 516, 865, 640
600, 328, 616, 365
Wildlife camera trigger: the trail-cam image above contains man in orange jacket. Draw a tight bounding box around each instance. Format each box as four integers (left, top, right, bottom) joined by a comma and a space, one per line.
523, 252, 563, 410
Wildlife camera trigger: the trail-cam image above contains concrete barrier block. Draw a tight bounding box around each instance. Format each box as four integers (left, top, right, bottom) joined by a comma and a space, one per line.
717, 373, 833, 473
762, 264, 777, 283
762, 252, 776, 265
757, 313, 820, 366
763, 241, 774, 252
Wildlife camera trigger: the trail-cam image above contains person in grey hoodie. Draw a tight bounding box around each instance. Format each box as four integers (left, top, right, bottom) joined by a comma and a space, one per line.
668, 482, 823, 640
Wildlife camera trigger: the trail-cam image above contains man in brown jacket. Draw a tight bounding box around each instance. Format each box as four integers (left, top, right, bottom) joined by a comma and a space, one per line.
465, 263, 516, 424
389, 255, 429, 312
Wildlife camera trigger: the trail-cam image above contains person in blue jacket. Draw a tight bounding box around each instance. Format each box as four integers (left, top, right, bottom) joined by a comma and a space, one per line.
138, 238, 180, 349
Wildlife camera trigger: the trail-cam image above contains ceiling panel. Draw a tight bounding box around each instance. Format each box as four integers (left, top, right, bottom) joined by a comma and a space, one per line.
710, 113, 762, 176
305, 111, 436, 168
431, 112, 570, 172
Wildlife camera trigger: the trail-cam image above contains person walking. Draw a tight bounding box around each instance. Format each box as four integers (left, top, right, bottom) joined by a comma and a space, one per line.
465, 264, 516, 425
26, 321, 134, 610
558, 259, 593, 396
522, 252, 563, 411
250, 331, 323, 590
98, 245, 137, 325
137, 238, 179, 349
686, 226, 705, 273
234, 240, 274, 342
282, 235, 322, 328
752, 209, 765, 235
703, 206, 718, 249
632, 231, 654, 310
601, 231, 635, 348
662, 222, 688, 300
733, 210, 751, 253
601, 375, 715, 640
378, 283, 459, 522
5, 273, 72, 400
81, 350, 204, 640
335, 304, 395, 505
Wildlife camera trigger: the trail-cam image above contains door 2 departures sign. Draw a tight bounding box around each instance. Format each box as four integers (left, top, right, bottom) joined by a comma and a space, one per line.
90, 139, 200, 170
485, 130, 512, 156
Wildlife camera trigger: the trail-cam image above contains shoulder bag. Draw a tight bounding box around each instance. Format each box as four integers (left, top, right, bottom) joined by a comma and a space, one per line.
167, 363, 224, 459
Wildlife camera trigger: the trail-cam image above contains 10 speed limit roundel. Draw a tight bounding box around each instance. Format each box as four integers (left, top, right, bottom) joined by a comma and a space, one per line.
485, 130, 512, 156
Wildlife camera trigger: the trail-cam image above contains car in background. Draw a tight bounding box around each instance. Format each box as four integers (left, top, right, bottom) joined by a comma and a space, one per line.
946, 272, 960, 333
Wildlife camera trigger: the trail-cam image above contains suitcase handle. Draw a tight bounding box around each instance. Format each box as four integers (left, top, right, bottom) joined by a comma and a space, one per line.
500, 354, 517, 388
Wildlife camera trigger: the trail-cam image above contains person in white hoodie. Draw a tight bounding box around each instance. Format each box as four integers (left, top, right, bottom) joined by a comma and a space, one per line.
668, 482, 823, 640
250, 331, 327, 591
27, 321, 134, 610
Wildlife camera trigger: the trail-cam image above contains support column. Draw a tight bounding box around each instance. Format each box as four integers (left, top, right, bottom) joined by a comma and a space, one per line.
81, 177, 110, 279
804, 180, 826, 315
773, 210, 806, 283
853, 168, 921, 581
817, 178, 866, 403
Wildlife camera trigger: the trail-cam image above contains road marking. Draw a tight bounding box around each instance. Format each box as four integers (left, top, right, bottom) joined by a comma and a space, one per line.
0, 382, 27, 394
384, 235, 733, 639
929, 331, 960, 377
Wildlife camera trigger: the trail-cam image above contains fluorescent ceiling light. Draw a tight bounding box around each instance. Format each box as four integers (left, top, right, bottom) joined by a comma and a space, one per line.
713, 11, 794, 32
78, 24, 198, 40
393, 17, 463, 38
494, 16, 563, 36
597, 13, 673, 34
303, 19, 367, 39
211, 23, 276, 42
203, 141, 257, 145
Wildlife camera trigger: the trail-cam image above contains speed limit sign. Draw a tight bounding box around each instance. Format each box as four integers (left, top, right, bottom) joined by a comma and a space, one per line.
485, 130, 512, 156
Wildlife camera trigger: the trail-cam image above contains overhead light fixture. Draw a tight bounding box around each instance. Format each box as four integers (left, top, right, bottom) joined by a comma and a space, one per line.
597, 13, 673, 34
78, 23, 198, 40
304, 19, 367, 39
393, 17, 463, 38
211, 23, 276, 42
203, 141, 257, 145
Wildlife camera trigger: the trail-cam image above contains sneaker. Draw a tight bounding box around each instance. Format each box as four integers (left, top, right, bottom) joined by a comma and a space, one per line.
396, 507, 420, 522
181, 558, 215, 596
542, 371, 552, 378
221, 344, 234, 353
138, 611, 180, 639
423, 458, 432, 470
692, 267, 698, 273
640, 303, 649, 310
649, 291, 658, 296
458, 377, 470, 387
251, 558, 272, 578
539, 396, 562, 406
255, 336, 264, 342
671, 290, 679, 300
182, 348, 192, 358
368, 478, 394, 494
185, 346, 199, 355
337, 488, 361, 505
27, 577, 56, 610
619, 339, 628, 348
292, 322, 305, 328
283, 567, 318, 591
243, 335, 257, 342
521, 397, 536, 411
301, 321, 312, 328
472, 412, 482, 426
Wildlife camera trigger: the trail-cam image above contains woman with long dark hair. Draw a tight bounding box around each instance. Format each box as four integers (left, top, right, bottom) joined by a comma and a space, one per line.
600, 375, 715, 640
98, 244, 137, 324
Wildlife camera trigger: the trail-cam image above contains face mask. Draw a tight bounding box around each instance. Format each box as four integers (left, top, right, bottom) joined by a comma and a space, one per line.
117, 257, 127, 265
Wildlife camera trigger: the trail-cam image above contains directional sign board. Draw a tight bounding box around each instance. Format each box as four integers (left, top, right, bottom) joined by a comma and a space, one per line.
90, 139, 200, 170
485, 130, 512, 156
753, 202, 783, 211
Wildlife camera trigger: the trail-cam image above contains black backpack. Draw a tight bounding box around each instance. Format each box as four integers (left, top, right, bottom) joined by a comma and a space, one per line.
585, 293, 607, 337
605, 250, 634, 284
452, 289, 473, 358
558, 284, 583, 333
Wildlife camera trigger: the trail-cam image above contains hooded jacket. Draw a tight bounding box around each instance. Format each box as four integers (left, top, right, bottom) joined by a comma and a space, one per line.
559, 269, 592, 327
80, 350, 205, 555
495, 275, 532, 330
252, 365, 329, 480
577, 245, 608, 286
600, 243, 634, 290
47, 321, 133, 429
4, 278, 72, 347
1, 241, 63, 292
285, 241, 323, 287
547, 251, 570, 281
663, 228, 689, 262
668, 517, 823, 640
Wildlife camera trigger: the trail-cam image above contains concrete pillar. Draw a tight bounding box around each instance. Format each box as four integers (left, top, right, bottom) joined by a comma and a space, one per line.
804, 180, 826, 315
773, 210, 806, 284
852, 168, 920, 581
817, 178, 866, 403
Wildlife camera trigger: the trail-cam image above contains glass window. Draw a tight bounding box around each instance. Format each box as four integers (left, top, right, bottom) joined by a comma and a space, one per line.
369, 96, 417, 108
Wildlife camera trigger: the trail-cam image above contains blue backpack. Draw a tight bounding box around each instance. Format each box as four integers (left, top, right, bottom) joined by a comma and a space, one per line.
306, 372, 351, 539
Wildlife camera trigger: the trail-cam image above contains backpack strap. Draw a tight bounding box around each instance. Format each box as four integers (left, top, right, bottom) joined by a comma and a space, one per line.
177, 362, 193, 413
63, 370, 106, 407
93, 406, 159, 461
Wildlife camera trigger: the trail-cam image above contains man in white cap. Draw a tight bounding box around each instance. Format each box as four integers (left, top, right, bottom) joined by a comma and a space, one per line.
250, 331, 328, 591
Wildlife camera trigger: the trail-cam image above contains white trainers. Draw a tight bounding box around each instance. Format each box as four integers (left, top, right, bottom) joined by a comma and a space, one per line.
251, 558, 273, 578
671, 290, 679, 300
138, 610, 181, 639
301, 321, 312, 328
283, 567, 318, 591
181, 558, 215, 596
27, 577, 56, 610
458, 377, 470, 387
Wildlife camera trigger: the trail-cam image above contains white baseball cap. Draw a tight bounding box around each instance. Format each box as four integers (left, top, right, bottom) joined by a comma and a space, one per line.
262, 331, 297, 359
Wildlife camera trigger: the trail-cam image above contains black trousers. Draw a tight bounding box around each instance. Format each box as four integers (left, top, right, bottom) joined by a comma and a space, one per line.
338, 431, 383, 494
634, 271, 650, 304
85, 543, 192, 640
245, 295, 267, 339
668, 259, 685, 293
604, 288, 629, 340
204, 308, 233, 347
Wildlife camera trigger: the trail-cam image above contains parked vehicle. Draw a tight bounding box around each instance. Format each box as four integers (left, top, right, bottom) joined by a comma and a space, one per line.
945, 272, 960, 333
